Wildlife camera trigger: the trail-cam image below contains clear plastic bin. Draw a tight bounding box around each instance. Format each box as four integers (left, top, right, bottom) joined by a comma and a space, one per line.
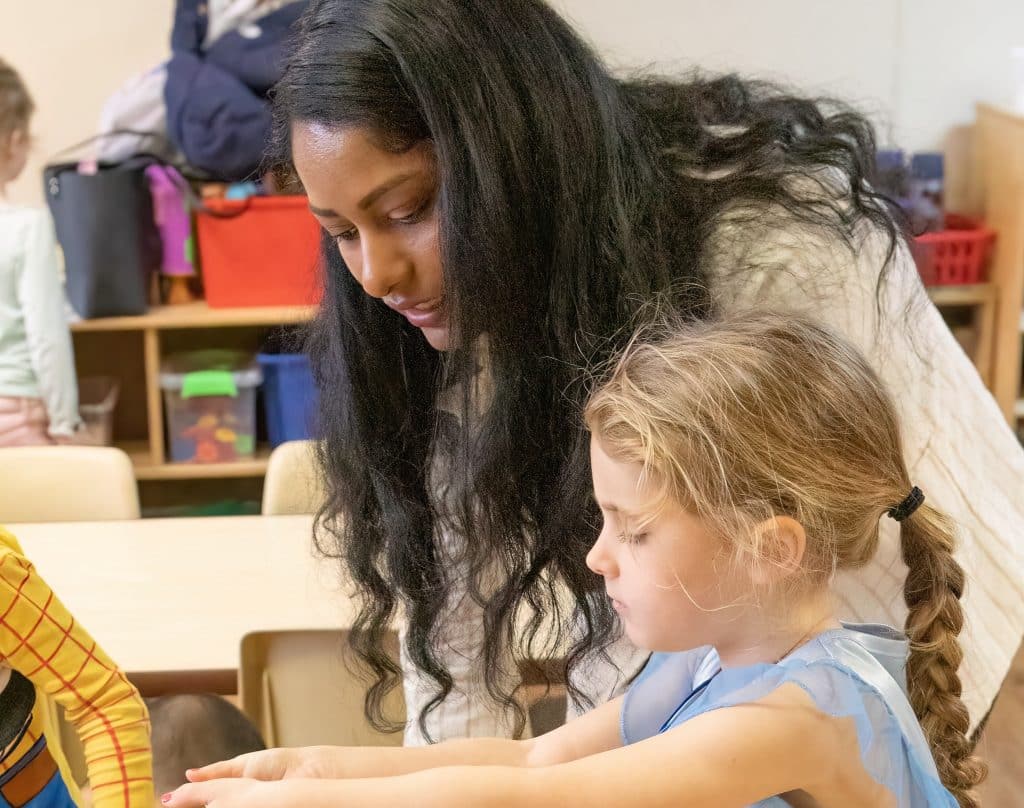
160, 351, 262, 463
76, 376, 119, 446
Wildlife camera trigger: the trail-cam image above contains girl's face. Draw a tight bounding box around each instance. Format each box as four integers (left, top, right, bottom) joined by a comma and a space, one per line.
292, 122, 449, 350
0, 128, 29, 186
587, 437, 751, 654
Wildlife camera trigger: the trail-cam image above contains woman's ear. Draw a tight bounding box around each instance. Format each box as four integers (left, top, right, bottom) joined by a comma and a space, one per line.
749, 516, 807, 586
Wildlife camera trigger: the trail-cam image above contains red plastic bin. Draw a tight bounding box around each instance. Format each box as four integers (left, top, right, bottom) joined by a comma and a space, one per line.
196, 196, 323, 308
912, 214, 996, 286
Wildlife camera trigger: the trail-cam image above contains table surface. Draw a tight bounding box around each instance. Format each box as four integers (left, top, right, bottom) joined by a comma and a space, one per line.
9, 515, 354, 676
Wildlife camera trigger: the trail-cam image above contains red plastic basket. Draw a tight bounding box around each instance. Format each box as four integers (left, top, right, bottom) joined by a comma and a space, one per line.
196, 196, 323, 308
912, 214, 996, 286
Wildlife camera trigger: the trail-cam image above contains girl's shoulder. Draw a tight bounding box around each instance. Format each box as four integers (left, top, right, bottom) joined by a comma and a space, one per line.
0, 527, 25, 557
0, 203, 54, 248
0, 201, 48, 224
682, 626, 954, 807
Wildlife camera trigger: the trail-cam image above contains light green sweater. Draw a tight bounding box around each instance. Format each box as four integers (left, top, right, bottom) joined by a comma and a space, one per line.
0, 201, 79, 437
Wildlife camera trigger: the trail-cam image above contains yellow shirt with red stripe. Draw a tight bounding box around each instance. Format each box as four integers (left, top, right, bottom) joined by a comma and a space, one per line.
0, 528, 153, 806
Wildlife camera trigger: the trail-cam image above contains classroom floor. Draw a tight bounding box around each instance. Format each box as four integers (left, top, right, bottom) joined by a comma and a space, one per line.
976, 641, 1024, 805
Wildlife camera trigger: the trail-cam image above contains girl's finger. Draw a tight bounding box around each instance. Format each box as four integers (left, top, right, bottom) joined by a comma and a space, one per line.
162, 781, 216, 807
186, 755, 249, 782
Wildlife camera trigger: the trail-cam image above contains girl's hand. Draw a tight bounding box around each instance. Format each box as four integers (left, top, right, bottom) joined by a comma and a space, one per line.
163, 778, 301, 808
186, 746, 336, 782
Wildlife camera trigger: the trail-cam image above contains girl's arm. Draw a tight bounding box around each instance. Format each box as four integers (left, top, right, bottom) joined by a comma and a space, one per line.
188, 694, 625, 782
18, 211, 80, 439
170, 684, 891, 808
0, 534, 153, 806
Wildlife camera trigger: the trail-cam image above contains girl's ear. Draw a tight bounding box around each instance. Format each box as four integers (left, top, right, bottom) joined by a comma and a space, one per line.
748, 516, 807, 587
1, 127, 26, 160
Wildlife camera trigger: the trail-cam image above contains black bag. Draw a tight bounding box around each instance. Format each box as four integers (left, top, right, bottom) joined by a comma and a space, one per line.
43, 133, 164, 319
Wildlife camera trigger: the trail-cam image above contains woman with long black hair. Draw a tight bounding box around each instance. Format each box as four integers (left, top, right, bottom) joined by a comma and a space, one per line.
266, 0, 1021, 748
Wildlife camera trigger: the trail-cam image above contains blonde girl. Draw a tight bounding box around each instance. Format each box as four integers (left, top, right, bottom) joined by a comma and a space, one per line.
167, 313, 982, 808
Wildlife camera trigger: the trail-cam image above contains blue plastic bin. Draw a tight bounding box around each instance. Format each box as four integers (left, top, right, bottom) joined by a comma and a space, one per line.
257, 352, 320, 448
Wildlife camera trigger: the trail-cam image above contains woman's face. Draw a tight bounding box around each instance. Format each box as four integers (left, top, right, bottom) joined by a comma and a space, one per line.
292, 122, 449, 350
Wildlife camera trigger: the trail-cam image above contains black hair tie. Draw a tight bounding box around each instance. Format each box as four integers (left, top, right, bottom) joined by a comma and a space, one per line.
888, 486, 925, 522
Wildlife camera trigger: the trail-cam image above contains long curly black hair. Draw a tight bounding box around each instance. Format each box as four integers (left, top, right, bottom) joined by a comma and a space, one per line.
270, 0, 900, 739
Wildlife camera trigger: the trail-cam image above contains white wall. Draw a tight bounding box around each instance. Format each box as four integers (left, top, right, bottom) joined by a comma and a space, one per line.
2, 0, 1021, 207
0, 0, 175, 206
553, 0, 1024, 150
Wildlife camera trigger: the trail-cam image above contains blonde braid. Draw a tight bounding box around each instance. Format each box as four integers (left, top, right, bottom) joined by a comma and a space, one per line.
899, 503, 986, 807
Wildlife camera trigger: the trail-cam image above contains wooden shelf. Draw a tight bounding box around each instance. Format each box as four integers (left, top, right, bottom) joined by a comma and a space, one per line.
71, 302, 317, 496
119, 441, 272, 481
71, 302, 317, 333
974, 103, 1024, 423
926, 284, 996, 307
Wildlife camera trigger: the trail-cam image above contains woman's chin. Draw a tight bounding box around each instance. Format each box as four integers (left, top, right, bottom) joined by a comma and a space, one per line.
421, 324, 452, 351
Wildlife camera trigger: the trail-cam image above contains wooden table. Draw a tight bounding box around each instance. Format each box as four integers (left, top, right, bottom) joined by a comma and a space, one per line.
9, 515, 352, 694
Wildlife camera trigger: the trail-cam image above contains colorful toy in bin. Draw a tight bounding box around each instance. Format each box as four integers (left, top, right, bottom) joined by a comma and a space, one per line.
160, 351, 262, 464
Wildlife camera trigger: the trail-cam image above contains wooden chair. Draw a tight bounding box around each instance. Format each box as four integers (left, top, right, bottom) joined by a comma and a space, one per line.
0, 446, 139, 523
261, 440, 326, 516
239, 629, 405, 747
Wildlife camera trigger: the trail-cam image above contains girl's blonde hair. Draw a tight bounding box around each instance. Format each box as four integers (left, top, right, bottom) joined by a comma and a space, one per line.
585, 311, 985, 807
0, 58, 33, 140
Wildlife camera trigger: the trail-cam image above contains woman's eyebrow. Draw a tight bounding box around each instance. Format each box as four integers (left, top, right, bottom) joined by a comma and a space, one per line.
358, 172, 418, 210
309, 203, 339, 217
308, 172, 419, 219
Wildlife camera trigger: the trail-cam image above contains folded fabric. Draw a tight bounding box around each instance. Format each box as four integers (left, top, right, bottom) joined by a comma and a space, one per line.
165, 0, 308, 180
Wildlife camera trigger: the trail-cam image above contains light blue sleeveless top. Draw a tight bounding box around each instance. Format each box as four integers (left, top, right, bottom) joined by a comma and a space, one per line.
620, 623, 958, 807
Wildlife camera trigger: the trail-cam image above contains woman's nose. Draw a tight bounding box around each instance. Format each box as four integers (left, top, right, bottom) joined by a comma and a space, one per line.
355, 235, 410, 299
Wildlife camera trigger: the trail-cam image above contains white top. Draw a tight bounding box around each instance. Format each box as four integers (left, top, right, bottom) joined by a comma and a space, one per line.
0, 202, 80, 436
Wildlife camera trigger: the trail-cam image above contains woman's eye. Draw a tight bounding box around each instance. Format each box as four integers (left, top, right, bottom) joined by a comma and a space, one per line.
335, 227, 359, 243
617, 531, 646, 545
392, 196, 433, 225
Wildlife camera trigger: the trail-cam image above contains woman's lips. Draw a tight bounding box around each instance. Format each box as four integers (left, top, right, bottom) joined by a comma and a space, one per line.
401, 304, 446, 329
389, 298, 446, 329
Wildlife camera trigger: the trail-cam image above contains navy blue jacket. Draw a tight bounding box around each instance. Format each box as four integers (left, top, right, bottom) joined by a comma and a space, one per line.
165, 1, 308, 180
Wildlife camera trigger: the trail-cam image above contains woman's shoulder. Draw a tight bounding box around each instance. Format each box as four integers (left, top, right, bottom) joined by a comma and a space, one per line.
704, 176, 905, 306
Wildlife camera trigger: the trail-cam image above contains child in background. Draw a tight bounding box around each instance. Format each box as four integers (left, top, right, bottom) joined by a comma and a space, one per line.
0, 59, 80, 446
166, 312, 983, 807
0, 527, 153, 806
147, 694, 265, 806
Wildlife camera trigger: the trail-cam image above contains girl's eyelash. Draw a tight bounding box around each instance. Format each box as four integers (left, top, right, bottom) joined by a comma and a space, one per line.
617, 531, 646, 545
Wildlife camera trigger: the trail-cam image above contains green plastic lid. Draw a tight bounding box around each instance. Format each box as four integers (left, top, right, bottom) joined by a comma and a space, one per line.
160, 350, 262, 397
181, 369, 238, 399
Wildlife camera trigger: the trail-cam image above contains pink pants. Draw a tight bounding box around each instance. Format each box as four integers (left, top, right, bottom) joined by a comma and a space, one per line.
0, 397, 54, 447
